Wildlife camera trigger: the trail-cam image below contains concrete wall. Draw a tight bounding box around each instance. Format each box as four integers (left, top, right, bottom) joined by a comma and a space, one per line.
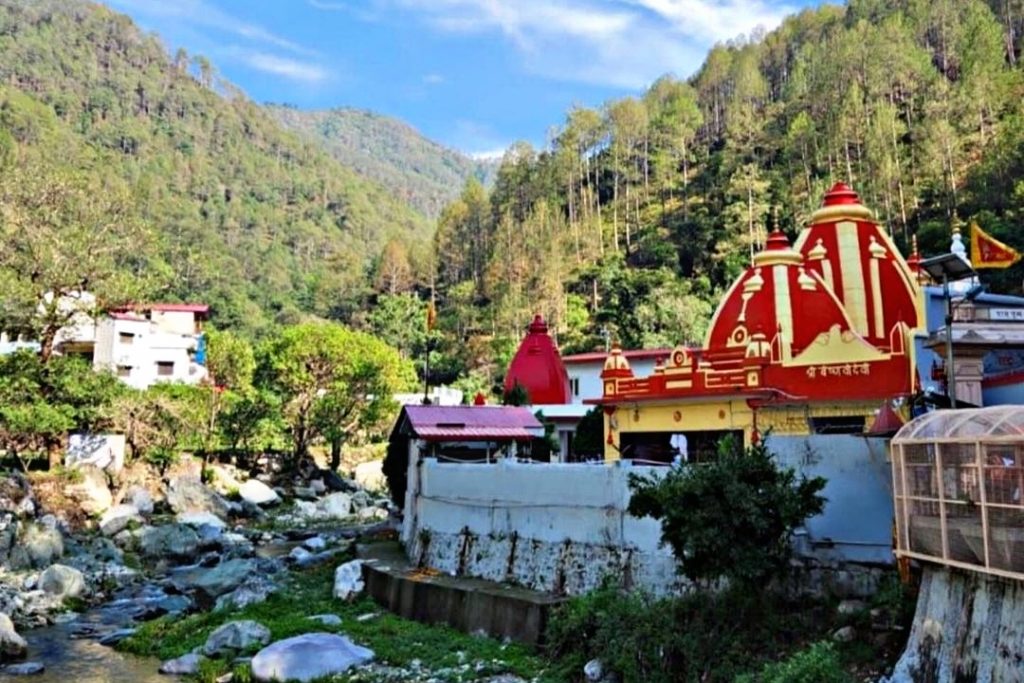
885, 566, 1024, 683
405, 434, 894, 597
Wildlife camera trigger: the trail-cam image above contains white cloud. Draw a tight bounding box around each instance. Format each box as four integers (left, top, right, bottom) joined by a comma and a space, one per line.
108, 0, 317, 56
422, 73, 445, 85
232, 50, 330, 83
391, 0, 793, 89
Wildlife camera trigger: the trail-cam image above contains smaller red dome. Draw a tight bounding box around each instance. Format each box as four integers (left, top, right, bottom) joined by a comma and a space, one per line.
504, 315, 571, 405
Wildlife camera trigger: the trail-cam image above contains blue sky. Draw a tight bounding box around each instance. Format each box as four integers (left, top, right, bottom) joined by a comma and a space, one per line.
106, 0, 818, 157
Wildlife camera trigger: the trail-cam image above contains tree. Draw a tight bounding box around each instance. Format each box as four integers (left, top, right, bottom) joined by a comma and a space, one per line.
0, 160, 157, 361
374, 238, 413, 294
205, 328, 255, 390
0, 350, 123, 469
628, 437, 827, 588
257, 322, 414, 469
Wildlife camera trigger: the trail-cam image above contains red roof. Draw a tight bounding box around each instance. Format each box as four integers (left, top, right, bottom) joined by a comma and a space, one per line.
109, 311, 147, 322
563, 348, 672, 364
148, 303, 210, 314
399, 405, 543, 441
504, 315, 571, 404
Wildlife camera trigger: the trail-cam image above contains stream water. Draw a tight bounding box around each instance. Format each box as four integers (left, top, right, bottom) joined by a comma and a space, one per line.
3, 583, 169, 683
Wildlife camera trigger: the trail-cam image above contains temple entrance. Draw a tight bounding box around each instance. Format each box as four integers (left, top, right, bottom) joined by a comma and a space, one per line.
619, 430, 743, 465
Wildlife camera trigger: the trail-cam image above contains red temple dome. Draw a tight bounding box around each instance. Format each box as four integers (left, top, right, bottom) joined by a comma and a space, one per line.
503, 315, 571, 405
706, 231, 857, 361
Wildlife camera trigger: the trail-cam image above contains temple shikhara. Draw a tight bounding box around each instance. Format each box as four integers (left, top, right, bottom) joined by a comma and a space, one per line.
594, 183, 925, 463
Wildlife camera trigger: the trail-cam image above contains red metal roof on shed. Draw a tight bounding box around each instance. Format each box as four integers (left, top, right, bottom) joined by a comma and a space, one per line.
401, 405, 543, 441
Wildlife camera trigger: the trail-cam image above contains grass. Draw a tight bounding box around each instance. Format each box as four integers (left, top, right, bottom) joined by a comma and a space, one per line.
119, 561, 556, 682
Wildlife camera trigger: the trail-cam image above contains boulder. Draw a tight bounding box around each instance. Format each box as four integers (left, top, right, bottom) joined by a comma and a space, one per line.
832, 625, 856, 643
176, 511, 227, 530
99, 504, 141, 537
215, 576, 276, 611
333, 560, 364, 601
2, 662, 44, 675
350, 491, 372, 511
319, 493, 352, 519
38, 564, 85, 600
303, 536, 326, 551
837, 599, 867, 615
202, 620, 271, 657
66, 466, 112, 516
159, 653, 205, 675
293, 487, 318, 501
289, 547, 313, 563
191, 559, 257, 603
584, 659, 605, 682
139, 524, 200, 560
125, 486, 154, 515
309, 479, 326, 495
166, 477, 230, 519
98, 628, 136, 646
0, 613, 27, 661
238, 480, 280, 507
251, 633, 374, 683
8, 523, 63, 571
354, 460, 385, 491
357, 506, 387, 522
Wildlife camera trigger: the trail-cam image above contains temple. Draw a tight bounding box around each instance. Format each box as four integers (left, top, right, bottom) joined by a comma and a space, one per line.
593, 183, 924, 463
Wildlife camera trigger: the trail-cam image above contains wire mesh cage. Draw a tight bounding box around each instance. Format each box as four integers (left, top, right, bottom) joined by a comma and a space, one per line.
892, 407, 1024, 580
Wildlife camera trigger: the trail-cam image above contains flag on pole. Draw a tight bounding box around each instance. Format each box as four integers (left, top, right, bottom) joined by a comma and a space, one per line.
971, 223, 1021, 269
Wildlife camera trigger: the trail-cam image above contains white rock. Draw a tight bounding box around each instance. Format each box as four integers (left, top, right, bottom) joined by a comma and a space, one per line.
584, 659, 604, 682
303, 536, 326, 551
251, 633, 374, 683
238, 480, 280, 507
176, 512, 227, 529
3, 662, 44, 675
202, 620, 271, 656
832, 625, 857, 643
99, 504, 141, 537
125, 487, 154, 515
293, 501, 318, 519
332, 560, 364, 601
357, 506, 387, 521
289, 547, 313, 563
318, 493, 352, 519
309, 479, 326, 495
38, 564, 85, 600
0, 613, 27, 661
159, 653, 205, 675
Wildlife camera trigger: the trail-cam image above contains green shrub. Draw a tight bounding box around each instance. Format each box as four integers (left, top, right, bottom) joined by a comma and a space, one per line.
628, 436, 826, 588
740, 641, 852, 683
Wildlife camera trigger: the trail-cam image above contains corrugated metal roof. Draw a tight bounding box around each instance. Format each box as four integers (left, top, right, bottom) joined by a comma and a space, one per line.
401, 405, 543, 441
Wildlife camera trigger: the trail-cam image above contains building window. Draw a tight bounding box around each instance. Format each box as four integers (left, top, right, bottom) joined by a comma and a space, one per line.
116, 365, 131, 378
156, 361, 174, 377
809, 416, 866, 435
570, 377, 580, 397
119, 332, 134, 345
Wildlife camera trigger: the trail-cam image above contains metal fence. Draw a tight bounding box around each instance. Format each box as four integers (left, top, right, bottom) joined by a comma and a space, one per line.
892, 435, 1024, 580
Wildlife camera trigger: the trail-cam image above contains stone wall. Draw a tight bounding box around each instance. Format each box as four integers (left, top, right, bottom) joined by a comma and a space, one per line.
885, 566, 1024, 682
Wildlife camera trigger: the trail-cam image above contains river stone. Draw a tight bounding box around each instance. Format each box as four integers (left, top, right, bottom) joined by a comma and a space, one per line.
215, 575, 275, 611
139, 524, 199, 559
66, 466, 112, 516
38, 564, 84, 599
98, 628, 136, 646
159, 653, 205, 675
319, 492, 352, 519
99, 504, 141, 537
357, 506, 387, 521
192, 559, 257, 603
9, 523, 63, 571
251, 633, 374, 683
176, 511, 227, 529
239, 480, 280, 507
125, 486, 154, 515
2, 661, 44, 675
166, 477, 230, 518
202, 620, 271, 656
333, 560, 364, 601
303, 536, 326, 551
0, 613, 27, 661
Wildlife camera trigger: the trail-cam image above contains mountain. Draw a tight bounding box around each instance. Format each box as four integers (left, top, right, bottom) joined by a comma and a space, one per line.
269, 106, 498, 219
0, 0, 431, 335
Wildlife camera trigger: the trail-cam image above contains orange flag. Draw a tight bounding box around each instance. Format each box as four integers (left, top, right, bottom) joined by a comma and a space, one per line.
971, 223, 1021, 269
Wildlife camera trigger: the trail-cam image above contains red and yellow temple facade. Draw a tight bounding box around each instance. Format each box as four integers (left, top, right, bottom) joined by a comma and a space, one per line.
594, 183, 925, 462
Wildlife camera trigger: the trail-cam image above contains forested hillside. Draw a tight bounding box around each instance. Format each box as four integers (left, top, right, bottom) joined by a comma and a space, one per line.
418, 0, 1024, 389
0, 0, 431, 335
269, 106, 497, 219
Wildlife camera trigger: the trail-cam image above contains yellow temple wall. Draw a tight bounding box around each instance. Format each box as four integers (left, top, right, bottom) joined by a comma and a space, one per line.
603, 399, 882, 462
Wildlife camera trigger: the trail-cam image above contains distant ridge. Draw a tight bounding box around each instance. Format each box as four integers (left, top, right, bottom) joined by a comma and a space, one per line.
269, 105, 499, 219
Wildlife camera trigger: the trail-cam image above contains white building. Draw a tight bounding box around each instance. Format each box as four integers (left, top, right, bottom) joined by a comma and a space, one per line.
91, 304, 209, 390
562, 349, 668, 404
